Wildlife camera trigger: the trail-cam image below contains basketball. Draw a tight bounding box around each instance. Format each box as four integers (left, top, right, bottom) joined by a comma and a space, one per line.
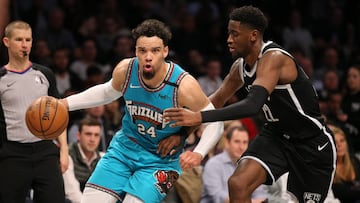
25, 96, 69, 140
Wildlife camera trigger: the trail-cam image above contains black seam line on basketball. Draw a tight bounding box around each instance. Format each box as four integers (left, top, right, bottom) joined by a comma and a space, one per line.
39, 97, 45, 137
26, 111, 42, 134
40, 96, 58, 135
47, 112, 68, 135
46, 98, 58, 132
47, 119, 68, 139
45, 103, 69, 139
26, 112, 41, 133
46, 102, 68, 135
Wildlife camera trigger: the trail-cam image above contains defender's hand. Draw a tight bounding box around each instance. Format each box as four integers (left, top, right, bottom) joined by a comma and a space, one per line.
164, 108, 202, 127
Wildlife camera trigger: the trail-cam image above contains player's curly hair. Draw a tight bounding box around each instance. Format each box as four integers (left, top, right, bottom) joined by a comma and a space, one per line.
229, 5, 268, 34
132, 19, 172, 46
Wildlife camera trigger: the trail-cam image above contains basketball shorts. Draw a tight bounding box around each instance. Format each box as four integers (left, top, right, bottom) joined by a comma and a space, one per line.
86, 131, 182, 203
241, 124, 336, 203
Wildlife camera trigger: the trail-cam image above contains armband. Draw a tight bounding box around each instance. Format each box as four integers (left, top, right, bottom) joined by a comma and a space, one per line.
193, 102, 224, 158
201, 85, 268, 123
67, 80, 122, 111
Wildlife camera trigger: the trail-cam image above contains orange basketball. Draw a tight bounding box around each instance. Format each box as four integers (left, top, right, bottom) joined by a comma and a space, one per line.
25, 96, 69, 140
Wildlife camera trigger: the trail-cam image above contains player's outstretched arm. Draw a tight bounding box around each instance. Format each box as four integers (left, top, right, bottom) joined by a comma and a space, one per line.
164, 52, 288, 126
60, 59, 130, 111
175, 75, 224, 169
163, 58, 245, 126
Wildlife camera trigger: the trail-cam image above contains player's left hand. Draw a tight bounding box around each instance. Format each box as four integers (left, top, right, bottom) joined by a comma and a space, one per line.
164, 108, 202, 127
60, 148, 69, 173
157, 134, 184, 157
180, 151, 203, 170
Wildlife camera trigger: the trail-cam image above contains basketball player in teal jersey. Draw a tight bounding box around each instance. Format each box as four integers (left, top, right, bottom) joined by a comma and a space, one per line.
61, 19, 223, 203
164, 6, 336, 203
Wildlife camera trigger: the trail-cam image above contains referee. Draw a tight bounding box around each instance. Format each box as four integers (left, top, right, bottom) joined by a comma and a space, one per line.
0, 20, 68, 203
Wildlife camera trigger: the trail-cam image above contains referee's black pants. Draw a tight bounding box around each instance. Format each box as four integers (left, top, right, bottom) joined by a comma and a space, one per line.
0, 140, 65, 203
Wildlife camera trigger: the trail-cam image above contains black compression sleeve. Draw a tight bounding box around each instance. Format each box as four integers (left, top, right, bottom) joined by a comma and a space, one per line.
201, 85, 269, 123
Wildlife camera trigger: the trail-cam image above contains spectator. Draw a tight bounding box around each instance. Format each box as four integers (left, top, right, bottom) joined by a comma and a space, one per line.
68, 105, 111, 152
108, 29, 135, 68
184, 49, 206, 78
58, 0, 83, 31
96, 15, 124, 53
318, 69, 340, 100
68, 117, 104, 191
213, 120, 243, 157
171, 14, 202, 56
83, 65, 105, 90
18, 0, 50, 33
69, 37, 110, 82
103, 99, 124, 138
31, 38, 52, 67
62, 156, 82, 203
341, 23, 357, 64
197, 58, 223, 96
36, 7, 77, 52
73, 15, 99, 45
201, 126, 268, 203
51, 47, 83, 97
341, 65, 360, 155
330, 125, 360, 203
282, 9, 313, 58
326, 90, 358, 150
314, 47, 343, 86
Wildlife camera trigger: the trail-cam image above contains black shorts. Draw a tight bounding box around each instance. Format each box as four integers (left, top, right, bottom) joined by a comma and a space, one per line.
241, 124, 336, 203
0, 140, 65, 203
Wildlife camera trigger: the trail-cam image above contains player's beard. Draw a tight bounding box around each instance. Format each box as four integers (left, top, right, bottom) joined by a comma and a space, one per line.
143, 70, 155, 79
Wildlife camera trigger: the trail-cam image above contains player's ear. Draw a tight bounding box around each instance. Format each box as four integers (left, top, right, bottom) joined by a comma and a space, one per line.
2, 37, 9, 47
163, 46, 169, 58
249, 30, 259, 42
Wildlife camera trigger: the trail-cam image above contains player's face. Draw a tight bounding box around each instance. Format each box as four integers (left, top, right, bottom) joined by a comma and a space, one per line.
227, 20, 254, 59
77, 125, 101, 153
226, 130, 249, 159
135, 36, 168, 80
3, 28, 32, 58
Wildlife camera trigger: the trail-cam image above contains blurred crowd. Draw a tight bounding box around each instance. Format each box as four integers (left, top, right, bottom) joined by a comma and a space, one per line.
1, 0, 360, 202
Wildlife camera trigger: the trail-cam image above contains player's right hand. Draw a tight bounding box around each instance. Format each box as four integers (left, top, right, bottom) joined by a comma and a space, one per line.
164, 108, 202, 127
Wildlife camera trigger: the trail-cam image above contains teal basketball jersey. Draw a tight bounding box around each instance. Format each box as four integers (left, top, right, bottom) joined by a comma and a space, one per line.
121, 58, 188, 153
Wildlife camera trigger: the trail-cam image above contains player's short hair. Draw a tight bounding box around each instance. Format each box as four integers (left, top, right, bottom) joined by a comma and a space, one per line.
132, 19, 172, 46
78, 117, 101, 132
229, 5, 268, 34
4, 20, 32, 38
